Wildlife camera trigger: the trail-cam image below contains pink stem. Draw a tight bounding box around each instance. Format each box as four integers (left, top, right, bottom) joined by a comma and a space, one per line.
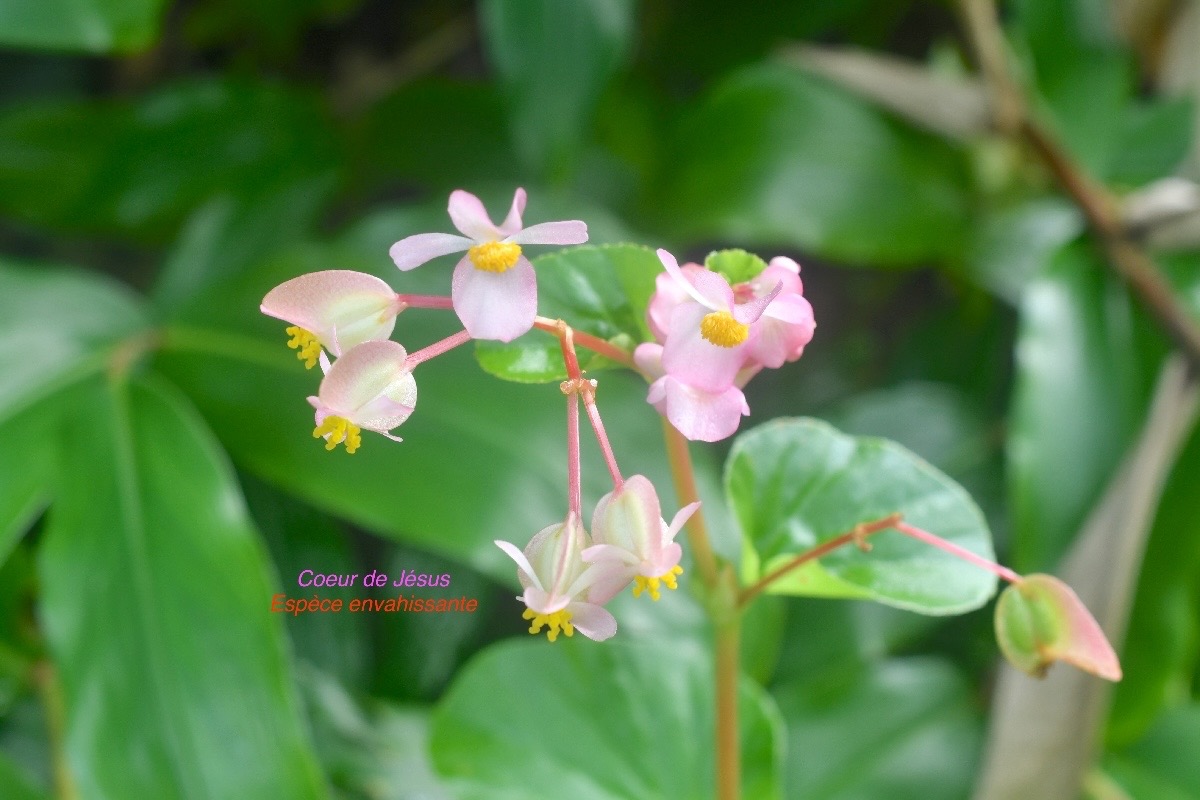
567, 392, 582, 517
894, 521, 1022, 584
404, 329, 472, 368
583, 394, 622, 490
397, 293, 455, 310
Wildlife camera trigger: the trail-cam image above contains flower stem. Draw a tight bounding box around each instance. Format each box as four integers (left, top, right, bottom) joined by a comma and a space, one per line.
661, 419, 720, 588
894, 520, 1022, 584
566, 392, 582, 518
397, 293, 455, 310
404, 329, 472, 368
715, 607, 741, 800
738, 514, 902, 607
533, 316, 636, 370
581, 384, 623, 489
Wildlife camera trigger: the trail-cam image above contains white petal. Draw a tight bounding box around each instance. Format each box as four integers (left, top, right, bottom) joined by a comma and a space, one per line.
451, 256, 537, 342
389, 233, 473, 271
448, 189, 502, 240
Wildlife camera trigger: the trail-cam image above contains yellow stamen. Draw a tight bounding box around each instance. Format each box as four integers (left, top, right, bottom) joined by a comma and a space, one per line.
285, 326, 323, 369
468, 241, 522, 273
312, 415, 362, 454
522, 607, 575, 642
632, 565, 684, 601
699, 311, 749, 348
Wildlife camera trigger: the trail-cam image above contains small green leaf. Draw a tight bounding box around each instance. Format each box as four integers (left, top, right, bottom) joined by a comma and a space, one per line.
38, 376, 326, 798
474, 244, 661, 384
994, 573, 1121, 681
705, 248, 768, 285
664, 64, 971, 266
0, 0, 165, 53
726, 418, 997, 614
431, 639, 783, 799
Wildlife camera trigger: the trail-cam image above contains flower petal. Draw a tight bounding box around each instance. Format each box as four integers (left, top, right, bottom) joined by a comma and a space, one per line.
662, 304, 748, 392
317, 340, 411, 421
524, 586, 569, 615
495, 539, 544, 592
732, 281, 782, 324
665, 501, 701, 544
355, 371, 417, 432
633, 342, 664, 379
260, 270, 399, 352
568, 601, 618, 642
651, 375, 750, 442
508, 220, 588, 246
451, 255, 537, 342
448, 189, 502, 240
498, 187, 527, 236
389, 232, 473, 271
657, 249, 732, 310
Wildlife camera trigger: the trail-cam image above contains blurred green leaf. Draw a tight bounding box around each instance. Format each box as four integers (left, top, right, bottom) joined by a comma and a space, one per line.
38, 376, 326, 798
0, 751, 47, 800
663, 64, 971, 265
0, 79, 340, 240
774, 657, 981, 799
480, 0, 636, 179
0, 0, 165, 53
431, 638, 782, 799
1106, 705, 1200, 800
474, 244, 659, 383
1008, 245, 1150, 571
964, 197, 1082, 303
1107, 98, 1195, 187
1109, 424, 1200, 743
727, 418, 997, 614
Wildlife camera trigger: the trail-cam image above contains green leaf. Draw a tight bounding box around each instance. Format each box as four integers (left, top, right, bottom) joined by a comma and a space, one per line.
0, 79, 339, 240
0, 752, 47, 800
479, 0, 636, 178
431, 638, 783, 799
1106, 705, 1200, 800
0, 0, 165, 53
705, 248, 768, 285
1107, 98, 1195, 186
1008, 245, 1150, 571
964, 197, 1082, 303
774, 658, 982, 799
726, 418, 997, 614
38, 376, 326, 799
474, 243, 662, 384
663, 64, 971, 265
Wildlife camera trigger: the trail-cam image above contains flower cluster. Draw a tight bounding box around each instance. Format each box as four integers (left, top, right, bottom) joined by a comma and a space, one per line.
260, 188, 587, 451
635, 249, 816, 442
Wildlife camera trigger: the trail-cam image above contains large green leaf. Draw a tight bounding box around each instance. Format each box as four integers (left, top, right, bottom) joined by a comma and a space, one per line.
0, 79, 339, 240
726, 418, 997, 614
480, 0, 635, 178
0, 752, 47, 800
1106, 705, 1200, 800
474, 243, 661, 383
1008, 245, 1150, 571
0, 0, 165, 53
663, 64, 971, 266
37, 376, 325, 799
774, 657, 981, 799
431, 638, 783, 799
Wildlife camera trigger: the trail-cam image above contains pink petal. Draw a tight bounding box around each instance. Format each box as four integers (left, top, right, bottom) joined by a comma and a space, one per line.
633, 342, 665, 379
582, 543, 641, 567
647, 266, 702, 341
498, 187, 527, 236
750, 295, 816, 368
657, 249, 732, 310
568, 601, 618, 642
448, 189, 501, 240
650, 375, 750, 442
759, 259, 803, 294
451, 255, 537, 342
524, 586, 569, 615
317, 340, 411, 421
732, 281, 782, 324
644, 542, 683, 577
591, 475, 663, 560
495, 539, 544, 592
664, 501, 701, 545
354, 372, 417, 431
508, 220, 588, 246
662, 304, 749, 392
390, 232, 473, 271
260, 270, 399, 353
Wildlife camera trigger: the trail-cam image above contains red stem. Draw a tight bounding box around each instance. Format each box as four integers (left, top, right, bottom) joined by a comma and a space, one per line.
582, 387, 623, 490
404, 329, 472, 368
566, 392, 582, 517
894, 521, 1022, 584
398, 293, 455, 310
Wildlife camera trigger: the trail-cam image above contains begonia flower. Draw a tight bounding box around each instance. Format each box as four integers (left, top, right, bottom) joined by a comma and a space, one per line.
740, 257, 816, 368
635, 343, 750, 442
656, 249, 781, 393
307, 340, 417, 453
388, 188, 588, 342
495, 513, 620, 642
583, 475, 700, 601
261, 270, 402, 369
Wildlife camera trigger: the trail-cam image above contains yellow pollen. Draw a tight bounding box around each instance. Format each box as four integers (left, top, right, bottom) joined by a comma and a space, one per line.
632, 565, 684, 601
285, 326, 322, 369
312, 415, 362, 454
522, 607, 575, 642
468, 241, 522, 273
699, 312, 749, 348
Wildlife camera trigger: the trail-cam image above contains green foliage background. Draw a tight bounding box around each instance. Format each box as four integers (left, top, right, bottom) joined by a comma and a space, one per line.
1, 0, 1199, 798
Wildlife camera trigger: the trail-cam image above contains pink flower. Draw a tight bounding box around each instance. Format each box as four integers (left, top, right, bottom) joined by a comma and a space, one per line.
741, 257, 815, 369
260, 270, 402, 369
583, 475, 700, 601
388, 188, 588, 342
495, 513, 621, 642
655, 249, 780, 393
307, 340, 417, 453
635, 343, 750, 442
